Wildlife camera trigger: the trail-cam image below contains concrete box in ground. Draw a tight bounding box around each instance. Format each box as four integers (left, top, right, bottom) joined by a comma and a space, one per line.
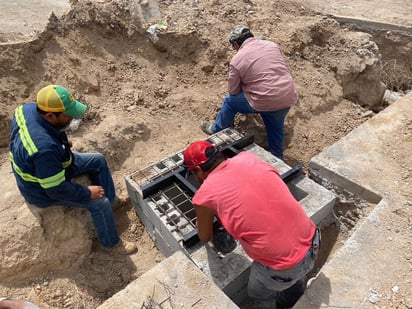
125, 128, 337, 304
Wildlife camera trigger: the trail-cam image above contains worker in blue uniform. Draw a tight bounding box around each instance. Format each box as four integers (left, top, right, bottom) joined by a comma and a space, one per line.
9, 85, 136, 254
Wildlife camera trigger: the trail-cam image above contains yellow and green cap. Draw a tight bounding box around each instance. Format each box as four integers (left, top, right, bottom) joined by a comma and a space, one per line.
36, 85, 87, 118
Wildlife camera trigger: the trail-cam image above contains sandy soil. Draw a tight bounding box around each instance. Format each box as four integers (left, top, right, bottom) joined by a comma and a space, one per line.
0, 0, 410, 308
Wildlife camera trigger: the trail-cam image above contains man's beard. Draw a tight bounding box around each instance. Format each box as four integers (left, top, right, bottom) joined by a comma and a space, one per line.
55, 119, 72, 131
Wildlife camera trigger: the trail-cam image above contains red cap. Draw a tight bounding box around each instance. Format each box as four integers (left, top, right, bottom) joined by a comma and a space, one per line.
183, 141, 217, 171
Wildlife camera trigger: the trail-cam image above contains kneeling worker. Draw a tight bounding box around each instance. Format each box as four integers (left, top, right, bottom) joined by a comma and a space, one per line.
9, 85, 137, 255
183, 141, 320, 308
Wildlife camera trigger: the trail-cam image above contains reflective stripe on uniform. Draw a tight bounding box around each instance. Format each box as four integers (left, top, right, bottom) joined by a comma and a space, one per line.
62, 157, 72, 168
10, 106, 72, 189
37, 169, 66, 189
15, 105, 38, 156
9, 152, 67, 188
9, 152, 37, 182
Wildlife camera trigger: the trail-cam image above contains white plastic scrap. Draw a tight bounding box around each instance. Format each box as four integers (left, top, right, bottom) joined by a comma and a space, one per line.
69, 118, 81, 132
146, 20, 168, 43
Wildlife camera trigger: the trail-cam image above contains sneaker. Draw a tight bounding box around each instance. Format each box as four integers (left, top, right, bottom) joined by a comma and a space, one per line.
103, 239, 138, 255
201, 121, 215, 135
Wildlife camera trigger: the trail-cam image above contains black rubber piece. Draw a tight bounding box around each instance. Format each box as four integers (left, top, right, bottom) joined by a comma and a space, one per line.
212, 225, 237, 254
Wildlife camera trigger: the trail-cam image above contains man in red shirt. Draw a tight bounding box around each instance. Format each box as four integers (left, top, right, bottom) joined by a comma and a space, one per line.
201, 25, 298, 160
184, 140, 319, 308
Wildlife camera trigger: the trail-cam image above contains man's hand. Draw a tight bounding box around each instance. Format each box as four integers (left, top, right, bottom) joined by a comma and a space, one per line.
194, 204, 216, 242
89, 185, 105, 200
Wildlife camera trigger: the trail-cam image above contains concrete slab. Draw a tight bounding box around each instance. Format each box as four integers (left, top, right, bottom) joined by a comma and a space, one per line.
302, 0, 412, 28
0, 0, 71, 42
295, 94, 412, 307
96, 250, 239, 309
0, 0, 162, 43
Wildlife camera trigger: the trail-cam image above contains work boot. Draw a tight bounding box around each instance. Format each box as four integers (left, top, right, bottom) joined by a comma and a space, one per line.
103, 239, 138, 255
111, 195, 120, 209
201, 121, 214, 135
112, 196, 130, 212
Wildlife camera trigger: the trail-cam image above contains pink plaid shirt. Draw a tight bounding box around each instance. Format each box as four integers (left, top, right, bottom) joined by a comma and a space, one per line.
228, 37, 298, 111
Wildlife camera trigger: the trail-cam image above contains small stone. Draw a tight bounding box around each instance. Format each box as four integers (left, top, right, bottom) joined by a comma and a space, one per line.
369, 288, 380, 304
392, 286, 399, 293
54, 289, 63, 297
130, 223, 137, 233
63, 299, 72, 308
126, 105, 137, 112
369, 294, 379, 304
361, 111, 374, 118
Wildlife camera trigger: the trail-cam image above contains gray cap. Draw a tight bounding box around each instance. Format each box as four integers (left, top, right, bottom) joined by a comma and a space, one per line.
229, 25, 252, 44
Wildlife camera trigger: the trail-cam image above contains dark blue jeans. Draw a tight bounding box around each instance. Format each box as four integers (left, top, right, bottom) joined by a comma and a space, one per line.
58, 153, 120, 248
211, 92, 290, 159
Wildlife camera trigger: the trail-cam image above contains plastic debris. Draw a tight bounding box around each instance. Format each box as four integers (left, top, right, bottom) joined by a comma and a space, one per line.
146, 20, 168, 43
69, 118, 81, 132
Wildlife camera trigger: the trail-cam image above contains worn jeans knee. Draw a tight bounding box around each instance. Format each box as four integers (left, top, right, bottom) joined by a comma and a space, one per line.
213, 92, 257, 132
72, 152, 116, 204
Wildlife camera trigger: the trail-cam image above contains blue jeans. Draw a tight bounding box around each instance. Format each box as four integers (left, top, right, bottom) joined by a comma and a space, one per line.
212, 92, 290, 159
247, 248, 315, 308
57, 153, 120, 248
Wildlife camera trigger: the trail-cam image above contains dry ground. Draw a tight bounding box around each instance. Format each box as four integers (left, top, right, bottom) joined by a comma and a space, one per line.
0, 0, 410, 308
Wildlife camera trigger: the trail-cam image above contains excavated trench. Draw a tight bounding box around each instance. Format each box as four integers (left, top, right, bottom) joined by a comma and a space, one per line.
286, 19, 410, 308
310, 21, 411, 235
335, 17, 412, 95
242, 19, 411, 308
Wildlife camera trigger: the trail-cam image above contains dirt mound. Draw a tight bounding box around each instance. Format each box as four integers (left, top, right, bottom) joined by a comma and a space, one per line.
0, 0, 405, 307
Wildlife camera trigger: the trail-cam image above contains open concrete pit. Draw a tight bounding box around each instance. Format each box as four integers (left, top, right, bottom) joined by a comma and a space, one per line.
124, 128, 337, 307
0, 0, 411, 308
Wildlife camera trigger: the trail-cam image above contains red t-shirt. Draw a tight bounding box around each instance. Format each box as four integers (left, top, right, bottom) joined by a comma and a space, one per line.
193, 151, 315, 270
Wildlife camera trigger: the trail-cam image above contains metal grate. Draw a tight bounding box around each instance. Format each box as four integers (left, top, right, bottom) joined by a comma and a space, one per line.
207, 128, 245, 146
130, 128, 251, 188
131, 153, 184, 187
147, 181, 197, 242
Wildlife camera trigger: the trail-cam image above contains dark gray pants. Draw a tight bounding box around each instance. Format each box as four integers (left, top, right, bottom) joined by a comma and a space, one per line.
247, 229, 320, 308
